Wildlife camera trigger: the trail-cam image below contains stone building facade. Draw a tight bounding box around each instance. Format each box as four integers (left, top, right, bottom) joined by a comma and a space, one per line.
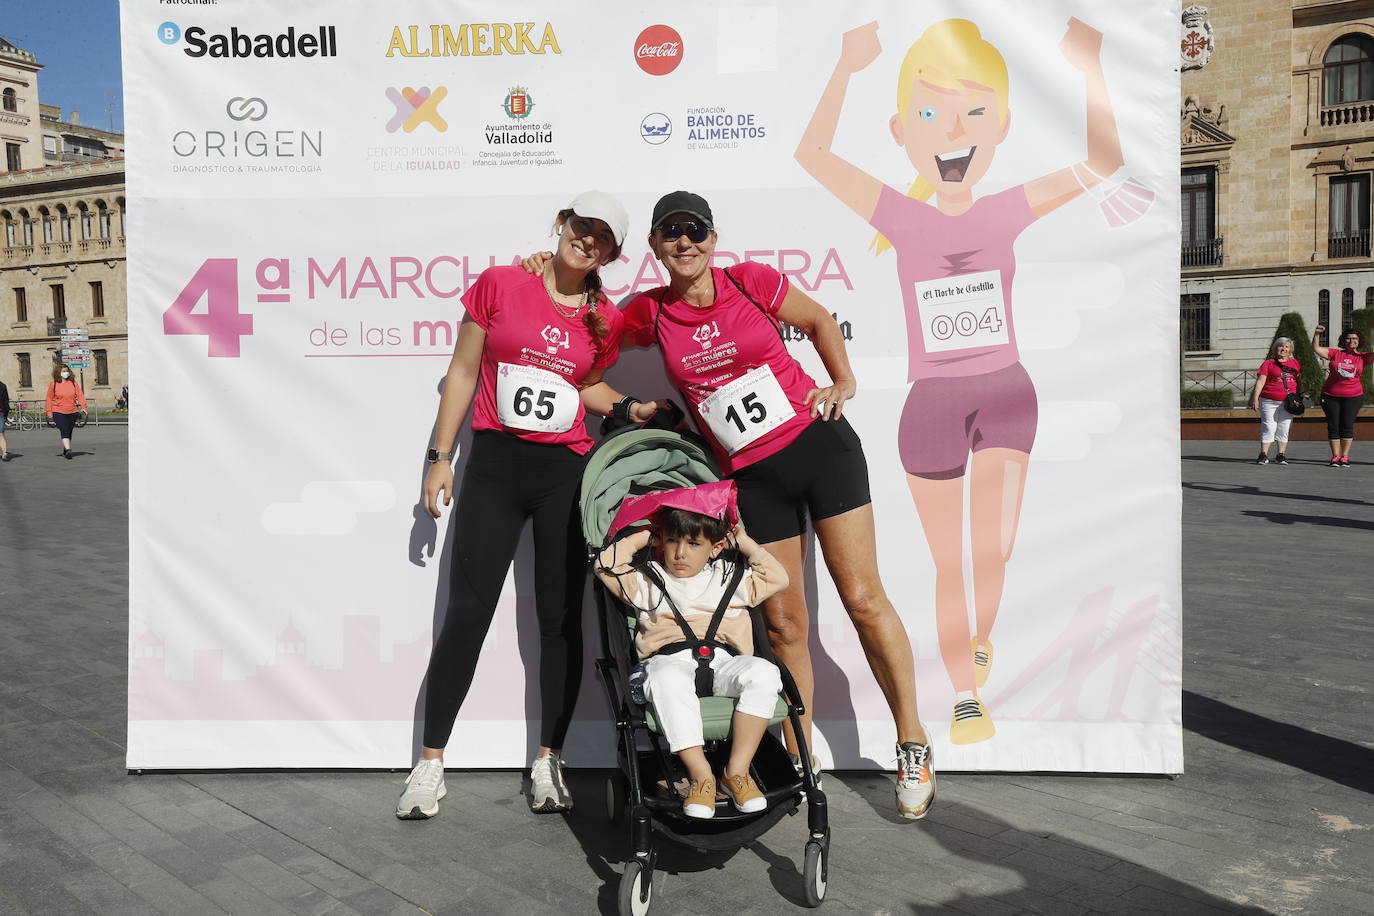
1, 35, 125, 409
1180, 1, 1374, 386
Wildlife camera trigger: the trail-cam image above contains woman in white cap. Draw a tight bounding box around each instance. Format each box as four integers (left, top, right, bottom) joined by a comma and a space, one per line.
397, 192, 662, 820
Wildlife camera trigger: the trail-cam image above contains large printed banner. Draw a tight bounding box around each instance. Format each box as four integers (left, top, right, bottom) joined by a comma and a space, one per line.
123, 1, 1183, 771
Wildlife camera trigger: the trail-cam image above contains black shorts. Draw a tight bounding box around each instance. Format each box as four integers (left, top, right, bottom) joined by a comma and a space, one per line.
731, 417, 872, 544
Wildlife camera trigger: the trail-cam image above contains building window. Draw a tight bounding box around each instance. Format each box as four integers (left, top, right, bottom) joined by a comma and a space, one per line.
20, 217, 32, 247
1, 88, 15, 112
3, 220, 13, 248
1324, 34, 1374, 106
1181, 293, 1211, 351
1182, 167, 1220, 267
1366, 286, 1373, 309
50, 284, 65, 320
1343, 287, 1356, 329
14, 287, 26, 323
79, 206, 91, 240
97, 206, 111, 239
5, 143, 19, 172
90, 281, 104, 318
40, 210, 52, 243
58, 208, 71, 242
94, 349, 108, 386
1329, 174, 1371, 257
17, 353, 31, 388
1318, 290, 1331, 345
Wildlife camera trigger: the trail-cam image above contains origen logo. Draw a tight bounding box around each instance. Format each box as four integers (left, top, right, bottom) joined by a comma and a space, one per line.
385, 86, 448, 133
226, 97, 268, 121
634, 24, 682, 76
640, 112, 671, 145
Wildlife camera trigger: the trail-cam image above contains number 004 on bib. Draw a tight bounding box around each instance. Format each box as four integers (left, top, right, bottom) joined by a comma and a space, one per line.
913, 269, 1008, 354
495, 362, 579, 433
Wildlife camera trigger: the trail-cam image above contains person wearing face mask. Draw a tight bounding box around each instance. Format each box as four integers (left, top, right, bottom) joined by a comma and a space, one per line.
45, 363, 87, 460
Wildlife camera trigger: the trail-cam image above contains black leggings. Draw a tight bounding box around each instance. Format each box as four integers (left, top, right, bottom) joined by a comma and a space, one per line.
422, 431, 587, 750
52, 412, 77, 438
1321, 394, 1364, 440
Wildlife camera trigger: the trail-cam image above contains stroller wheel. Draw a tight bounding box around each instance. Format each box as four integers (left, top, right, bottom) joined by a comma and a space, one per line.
802, 840, 828, 907
605, 773, 627, 825
618, 859, 653, 916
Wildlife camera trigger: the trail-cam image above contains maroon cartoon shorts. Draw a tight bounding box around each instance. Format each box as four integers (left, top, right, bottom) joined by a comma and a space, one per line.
899, 362, 1037, 480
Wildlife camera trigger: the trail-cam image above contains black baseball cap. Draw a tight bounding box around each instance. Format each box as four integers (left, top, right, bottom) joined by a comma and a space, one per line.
651, 191, 714, 230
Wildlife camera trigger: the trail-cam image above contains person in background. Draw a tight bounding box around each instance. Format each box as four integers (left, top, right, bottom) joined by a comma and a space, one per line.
1248, 337, 1300, 465
1312, 326, 1373, 468
0, 378, 10, 462
45, 364, 87, 460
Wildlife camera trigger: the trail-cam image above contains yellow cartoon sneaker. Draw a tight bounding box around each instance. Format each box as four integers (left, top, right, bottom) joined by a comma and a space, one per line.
949, 694, 996, 745
971, 638, 994, 689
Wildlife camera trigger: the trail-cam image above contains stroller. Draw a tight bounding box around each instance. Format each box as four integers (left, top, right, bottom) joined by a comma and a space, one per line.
580, 422, 831, 915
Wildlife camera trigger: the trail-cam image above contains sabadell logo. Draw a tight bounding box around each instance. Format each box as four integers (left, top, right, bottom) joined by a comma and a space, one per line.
157, 21, 338, 59
634, 24, 682, 76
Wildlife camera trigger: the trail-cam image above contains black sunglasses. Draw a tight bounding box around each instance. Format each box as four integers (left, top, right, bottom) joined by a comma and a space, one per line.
657, 220, 711, 244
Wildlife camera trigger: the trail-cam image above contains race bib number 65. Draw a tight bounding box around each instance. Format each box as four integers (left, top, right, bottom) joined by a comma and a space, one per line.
496, 363, 578, 433
698, 365, 795, 454
913, 269, 1008, 354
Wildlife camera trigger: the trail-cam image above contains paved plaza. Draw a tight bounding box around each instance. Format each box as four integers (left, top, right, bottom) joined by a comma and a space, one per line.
0, 426, 1370, 915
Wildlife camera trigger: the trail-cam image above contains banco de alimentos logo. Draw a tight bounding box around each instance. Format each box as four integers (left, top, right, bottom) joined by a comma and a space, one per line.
385, 87, 449, 133
157, 21, 337, 59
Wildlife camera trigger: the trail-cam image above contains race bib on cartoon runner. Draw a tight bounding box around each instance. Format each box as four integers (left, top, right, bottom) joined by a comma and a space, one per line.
495, 363, 579, 433
913, 269, 1009, 354
697, 365, 795, 454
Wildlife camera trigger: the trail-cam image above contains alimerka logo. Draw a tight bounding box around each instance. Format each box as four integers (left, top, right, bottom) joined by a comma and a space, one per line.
386, 23, 561, 57
385, 87, 449, 133
160, 22, 338, 59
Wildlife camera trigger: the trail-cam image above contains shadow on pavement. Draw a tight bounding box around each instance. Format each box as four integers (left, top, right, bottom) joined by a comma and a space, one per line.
1183, 482, 1373, 507
1183, 690, 1373, 794
1240, 509, 1374, 531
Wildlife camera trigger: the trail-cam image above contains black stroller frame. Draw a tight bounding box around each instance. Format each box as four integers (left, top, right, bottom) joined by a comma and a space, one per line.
582, 422, 832, 914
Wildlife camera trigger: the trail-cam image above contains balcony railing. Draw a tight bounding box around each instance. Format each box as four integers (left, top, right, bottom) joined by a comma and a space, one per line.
1182, 237, 1223, 268
1319, 101, 1374, 127
1328, 230, 1371, 259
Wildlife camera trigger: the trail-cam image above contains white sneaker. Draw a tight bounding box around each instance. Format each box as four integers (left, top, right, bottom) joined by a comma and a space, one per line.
529, 751, 572, 813
396, 758, 446, 819
895, 740, 936, 820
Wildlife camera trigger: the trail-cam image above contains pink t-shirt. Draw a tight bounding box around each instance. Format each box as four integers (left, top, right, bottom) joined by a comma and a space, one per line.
463, 266, 623, 454
869, 184, 1039, 382
622, 262, 818, 474
1256, 358, 1300, 402
1321, 349, 1372, 398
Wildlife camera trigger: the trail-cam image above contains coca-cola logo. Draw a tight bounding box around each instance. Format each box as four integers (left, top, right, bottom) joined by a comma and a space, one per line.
634, 24, 682, 76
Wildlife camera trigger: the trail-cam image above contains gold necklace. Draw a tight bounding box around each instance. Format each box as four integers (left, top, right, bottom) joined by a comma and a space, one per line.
543, 270, 589, 319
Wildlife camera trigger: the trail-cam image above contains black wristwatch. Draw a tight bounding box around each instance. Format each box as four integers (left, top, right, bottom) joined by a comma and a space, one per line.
426, 448, 454, 463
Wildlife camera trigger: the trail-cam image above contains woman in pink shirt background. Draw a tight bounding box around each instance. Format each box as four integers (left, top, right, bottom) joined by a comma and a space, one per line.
1248, 337, 1301, 465
44, 362, 87, 460
1312, 325, 1373, 467
797, 16, 1122, 744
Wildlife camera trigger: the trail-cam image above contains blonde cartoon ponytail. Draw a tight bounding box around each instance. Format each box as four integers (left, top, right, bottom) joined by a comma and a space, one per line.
871, 19, 1009, 255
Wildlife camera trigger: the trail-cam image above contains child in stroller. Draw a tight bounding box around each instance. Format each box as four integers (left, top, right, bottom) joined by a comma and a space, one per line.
594, 486, 787, 819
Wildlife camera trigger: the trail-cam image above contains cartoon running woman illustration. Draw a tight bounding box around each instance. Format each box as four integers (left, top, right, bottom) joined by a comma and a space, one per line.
796, 18, 1121, 744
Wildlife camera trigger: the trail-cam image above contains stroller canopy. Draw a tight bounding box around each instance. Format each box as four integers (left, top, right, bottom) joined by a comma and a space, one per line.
579, 428, 719, 548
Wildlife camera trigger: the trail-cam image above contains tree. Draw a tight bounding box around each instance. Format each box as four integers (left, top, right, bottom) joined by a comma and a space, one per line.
1347, 307, 1374, 403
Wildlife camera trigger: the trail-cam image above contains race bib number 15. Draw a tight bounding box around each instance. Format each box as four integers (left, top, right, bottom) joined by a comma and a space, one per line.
913, 269, 1008, 354
698, 365, 795, 454
496, 363, 579, 433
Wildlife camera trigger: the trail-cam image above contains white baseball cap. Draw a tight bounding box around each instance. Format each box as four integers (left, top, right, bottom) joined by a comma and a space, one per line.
568, 190, 629, 247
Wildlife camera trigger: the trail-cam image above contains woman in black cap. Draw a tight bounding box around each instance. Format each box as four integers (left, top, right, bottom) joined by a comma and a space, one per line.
524, 190, 936, 819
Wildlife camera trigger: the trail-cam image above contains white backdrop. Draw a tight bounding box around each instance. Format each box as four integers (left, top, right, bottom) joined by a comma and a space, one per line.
123, 0, 1183, 771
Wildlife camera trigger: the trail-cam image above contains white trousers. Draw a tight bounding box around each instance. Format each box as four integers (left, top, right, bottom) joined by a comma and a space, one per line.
642, 651, 782, 752
1259, 398, 1293, 444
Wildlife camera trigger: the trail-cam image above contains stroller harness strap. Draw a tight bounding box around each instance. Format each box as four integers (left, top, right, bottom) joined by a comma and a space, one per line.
641, 560, 748, 698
